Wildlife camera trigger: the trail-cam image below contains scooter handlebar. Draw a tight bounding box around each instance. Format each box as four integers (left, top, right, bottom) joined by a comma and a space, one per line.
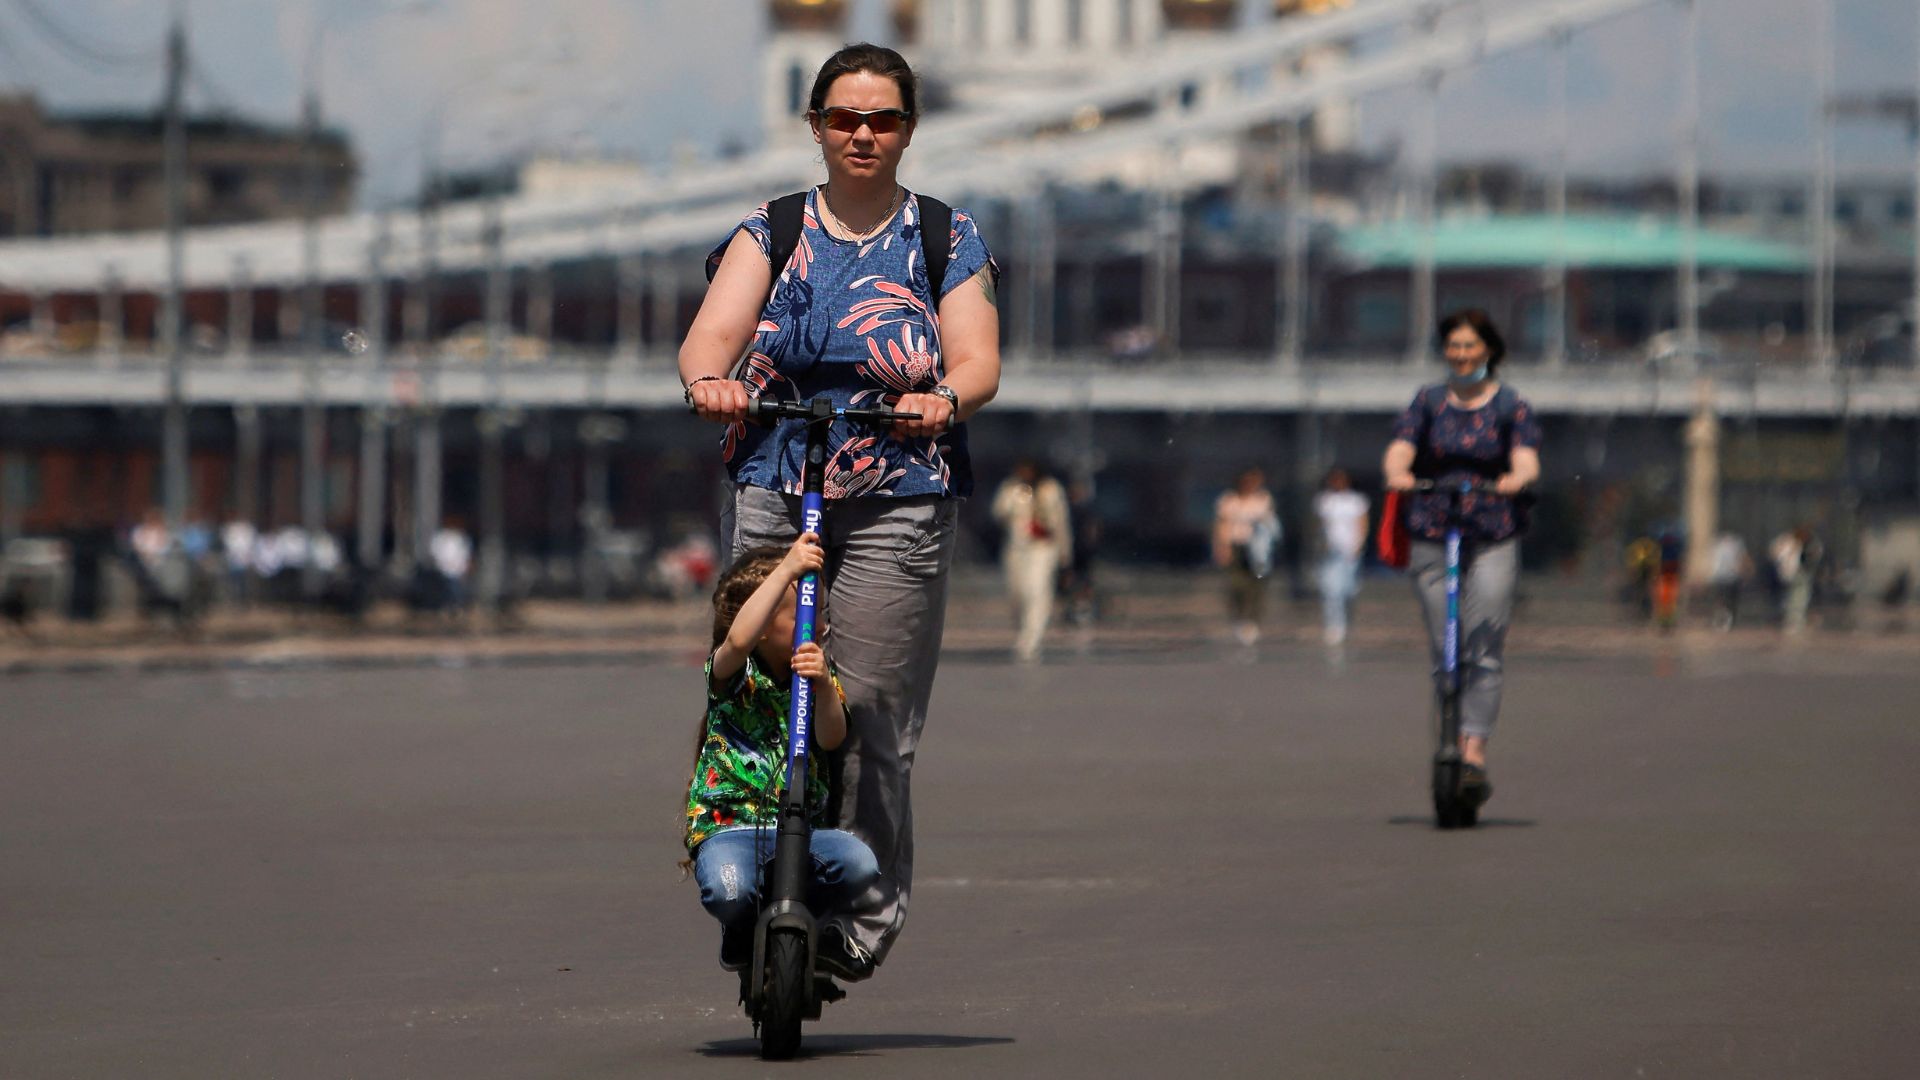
1411, 479, 1506, 495
743, 398, 922, 425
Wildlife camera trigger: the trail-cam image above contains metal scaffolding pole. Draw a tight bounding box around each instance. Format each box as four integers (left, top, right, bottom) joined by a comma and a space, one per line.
100, 265, 124, 358
412, 404, 441, 577
1028, 187, 1058, 361
1547, 28, 1571, 369
1812, 0, 1836, 370
1678, 0, 1702, 360
160, 13, 188, 536
411, 180, 442, 569
225, 256, 250, 366
649, 253, 679, 365
478, 200, 510, 612
356, 218, 390, 572
1074, 251, 1098, 357
1151, 140, 1182, 354
616, 254, 644, 364
299, 87, 327, 599
234, 404, 260, 528
528, 261, 554, 345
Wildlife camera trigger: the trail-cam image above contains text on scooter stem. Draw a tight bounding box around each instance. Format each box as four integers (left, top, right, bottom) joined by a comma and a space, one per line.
792, 678, 811, 744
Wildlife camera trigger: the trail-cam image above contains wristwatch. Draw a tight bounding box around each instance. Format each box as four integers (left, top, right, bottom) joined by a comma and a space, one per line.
927, 384, 960, 431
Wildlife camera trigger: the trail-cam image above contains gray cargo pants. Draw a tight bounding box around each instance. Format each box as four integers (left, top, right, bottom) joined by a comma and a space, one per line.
1409, 537, 1518, 740
722, 484, 959, 963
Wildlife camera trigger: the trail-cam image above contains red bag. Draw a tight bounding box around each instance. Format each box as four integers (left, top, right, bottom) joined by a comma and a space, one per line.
1377, 490, 1411, 569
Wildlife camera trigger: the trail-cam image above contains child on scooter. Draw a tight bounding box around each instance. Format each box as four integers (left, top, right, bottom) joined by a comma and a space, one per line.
684, 532, 879, 980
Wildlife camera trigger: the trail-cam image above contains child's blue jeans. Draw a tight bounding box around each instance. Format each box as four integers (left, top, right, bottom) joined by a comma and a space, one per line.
692, 827, 879, 930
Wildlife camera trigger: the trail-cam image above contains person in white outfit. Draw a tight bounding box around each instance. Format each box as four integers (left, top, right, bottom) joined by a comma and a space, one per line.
431, 525, 473, 612
1313, 468, 1370, 645
991, 460, 1071, 662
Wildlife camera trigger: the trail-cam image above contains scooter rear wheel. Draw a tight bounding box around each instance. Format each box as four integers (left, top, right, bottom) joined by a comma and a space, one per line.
758, 929, 808, 1060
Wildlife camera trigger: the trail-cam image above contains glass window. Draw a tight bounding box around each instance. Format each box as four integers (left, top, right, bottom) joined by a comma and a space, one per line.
1354, 289, 1407, 347
3, 456, 40, 511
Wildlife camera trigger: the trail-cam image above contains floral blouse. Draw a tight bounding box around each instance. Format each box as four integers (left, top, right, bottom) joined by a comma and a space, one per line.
706, 189, 998, 499
1389, 385, 1542, 544
684, 653, 846, 853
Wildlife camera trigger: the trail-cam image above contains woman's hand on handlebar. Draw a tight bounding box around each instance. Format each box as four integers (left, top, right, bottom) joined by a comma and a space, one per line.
1384, 471, 1417, 492
1493, 474, 1529, 496
889, 392, 954, 440
687, 378, 751, 424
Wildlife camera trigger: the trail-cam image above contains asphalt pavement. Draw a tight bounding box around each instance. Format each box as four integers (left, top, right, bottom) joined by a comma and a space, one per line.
2, 639, 1917, 1078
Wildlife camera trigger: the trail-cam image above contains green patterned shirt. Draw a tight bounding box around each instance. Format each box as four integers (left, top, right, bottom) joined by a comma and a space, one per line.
684, 652, 842, 852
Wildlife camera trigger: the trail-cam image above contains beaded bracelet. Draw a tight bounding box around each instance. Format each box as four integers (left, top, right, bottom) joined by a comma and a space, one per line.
682, 375, 722, 405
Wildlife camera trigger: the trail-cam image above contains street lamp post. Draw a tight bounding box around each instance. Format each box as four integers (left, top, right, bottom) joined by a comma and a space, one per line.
1546, 27, 1571, 369
1678, 0, 1702, 361
357, 218, 391, 572
161, 13, 189, 539
477, 199, 510, 612
299, 86, 328, 601
1812, 0, 1836, 371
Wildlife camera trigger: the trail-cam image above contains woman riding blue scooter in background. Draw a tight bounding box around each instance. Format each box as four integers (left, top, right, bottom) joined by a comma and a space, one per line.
1382, 309, 1542, 809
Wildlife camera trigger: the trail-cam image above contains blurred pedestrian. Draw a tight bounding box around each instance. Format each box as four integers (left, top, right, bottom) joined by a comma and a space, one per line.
431, 523, 473, 613
1062, 478, 1101, 626
1214, 467, 1281, 646
991, 459, 1071, 662
221, 518, 257, 606
1707, 531, 1752, 631
1382, 308, 1541, 804
1771, 526, 1813, 633
1654, 526, 1685, 631
1313, 467, 1369, 646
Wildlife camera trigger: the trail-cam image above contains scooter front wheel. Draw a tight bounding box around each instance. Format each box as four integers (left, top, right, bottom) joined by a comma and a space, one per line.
758, 928, 808, 1060
1432, 759, 1465, 830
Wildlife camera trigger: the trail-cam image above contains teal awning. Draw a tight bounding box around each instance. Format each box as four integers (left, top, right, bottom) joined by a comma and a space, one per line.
1337, 214, 1807, 272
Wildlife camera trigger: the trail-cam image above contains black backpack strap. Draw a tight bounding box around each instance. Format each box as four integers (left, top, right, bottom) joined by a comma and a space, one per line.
709, 191, 808, 285
1492, 384, 1520, 453
1418, 384, 1449, 443
764, 191, 809, 284
917, 195, 953, 304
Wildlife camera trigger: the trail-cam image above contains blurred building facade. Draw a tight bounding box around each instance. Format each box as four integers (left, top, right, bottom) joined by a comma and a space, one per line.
0, 94, 356, 238
0, 0, 1917, 615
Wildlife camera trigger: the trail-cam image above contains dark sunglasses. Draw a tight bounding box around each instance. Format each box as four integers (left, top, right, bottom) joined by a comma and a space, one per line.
814, 106, 912, 134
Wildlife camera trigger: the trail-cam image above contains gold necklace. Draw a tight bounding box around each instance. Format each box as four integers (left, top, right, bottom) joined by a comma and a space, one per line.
820, 185, 900, 242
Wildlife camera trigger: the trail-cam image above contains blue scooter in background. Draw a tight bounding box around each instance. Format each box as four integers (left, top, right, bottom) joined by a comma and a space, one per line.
1415, 479, 1499, 831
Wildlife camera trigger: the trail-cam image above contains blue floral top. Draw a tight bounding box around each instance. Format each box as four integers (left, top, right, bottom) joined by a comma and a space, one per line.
1390, 384, 1542, 543
706, 189, 998, 499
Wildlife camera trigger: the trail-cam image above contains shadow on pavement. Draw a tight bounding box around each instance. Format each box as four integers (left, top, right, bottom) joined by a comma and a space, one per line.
1386, 815, 1538, 828
700, 1033, 1015, 1058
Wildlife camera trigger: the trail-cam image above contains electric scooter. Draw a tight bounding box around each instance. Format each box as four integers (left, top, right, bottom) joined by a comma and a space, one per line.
1415, 479, 1497, 831
733, 395, 917, 1060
